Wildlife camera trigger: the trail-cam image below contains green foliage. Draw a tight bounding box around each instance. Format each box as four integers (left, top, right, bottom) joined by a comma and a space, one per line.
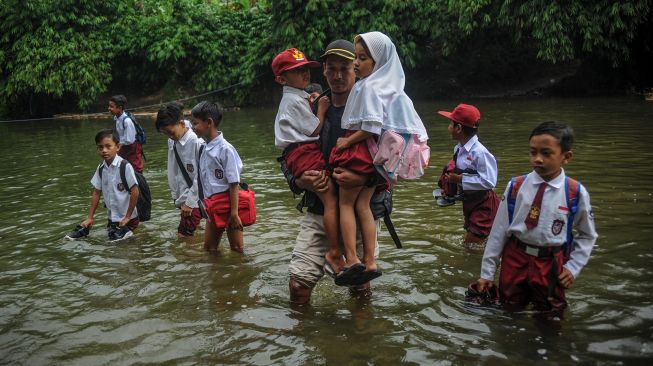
0, 0, 650, 117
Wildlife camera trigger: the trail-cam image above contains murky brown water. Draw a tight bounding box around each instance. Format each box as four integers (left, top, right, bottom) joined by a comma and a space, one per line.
1, 97, 651, 364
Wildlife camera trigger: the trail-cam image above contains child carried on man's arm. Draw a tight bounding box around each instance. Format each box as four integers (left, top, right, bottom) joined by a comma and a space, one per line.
65, 129, 140, 241
476, 121, 598, 320
272, 48, 342, 272
330, 31, 429, 286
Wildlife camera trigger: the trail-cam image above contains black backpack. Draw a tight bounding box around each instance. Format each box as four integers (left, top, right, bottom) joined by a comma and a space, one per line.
99, 160, 152, 221
123, 111, 146, 145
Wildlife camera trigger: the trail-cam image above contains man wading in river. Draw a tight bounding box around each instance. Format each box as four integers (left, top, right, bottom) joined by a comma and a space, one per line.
279, 40, 394, 305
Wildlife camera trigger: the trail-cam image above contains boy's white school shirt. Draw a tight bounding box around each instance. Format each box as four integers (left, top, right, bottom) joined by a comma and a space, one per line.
91, 155, 139, 222
480, 169, 598, 281
274, 86, 320, 149
114, 112, 136, 145
453, 135, 498, 191
167, 128, 203, 209
198, 132, 243, 197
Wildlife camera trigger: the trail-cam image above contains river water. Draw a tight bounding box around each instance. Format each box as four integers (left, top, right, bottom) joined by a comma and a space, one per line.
0, 98, 651, 365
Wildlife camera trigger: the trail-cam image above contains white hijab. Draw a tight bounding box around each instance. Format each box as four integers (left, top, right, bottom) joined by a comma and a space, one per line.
341, 31, 428, 142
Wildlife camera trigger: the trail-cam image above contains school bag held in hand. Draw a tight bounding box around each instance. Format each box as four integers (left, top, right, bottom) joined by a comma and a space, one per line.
99, 160, 152, 221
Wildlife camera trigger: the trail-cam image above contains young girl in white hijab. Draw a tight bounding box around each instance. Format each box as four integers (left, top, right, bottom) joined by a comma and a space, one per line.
329, 31, 428, 286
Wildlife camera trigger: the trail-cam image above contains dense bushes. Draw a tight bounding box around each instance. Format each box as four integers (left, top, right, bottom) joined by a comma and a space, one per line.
1, 0, 650, 117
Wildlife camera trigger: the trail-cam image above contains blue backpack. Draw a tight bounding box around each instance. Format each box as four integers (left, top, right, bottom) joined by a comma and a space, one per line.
507, 175, 581, 258
123, 111, 146, 145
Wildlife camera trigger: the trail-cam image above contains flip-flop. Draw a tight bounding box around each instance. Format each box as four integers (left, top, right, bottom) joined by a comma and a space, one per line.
334, 263, 366, 286
349, 269, 382, 287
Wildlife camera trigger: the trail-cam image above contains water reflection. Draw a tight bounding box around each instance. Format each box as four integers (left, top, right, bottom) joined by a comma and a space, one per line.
1, 98, 652, 364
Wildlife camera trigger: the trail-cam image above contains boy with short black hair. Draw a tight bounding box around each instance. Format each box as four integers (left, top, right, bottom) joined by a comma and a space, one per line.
156, 103, 204, 237
66, 129, 140, 241
436, 103, 499, 244
108, 94, 144, 173
191, 101, 247, 253
477, 121, 598, 319
272, 48, 342, 272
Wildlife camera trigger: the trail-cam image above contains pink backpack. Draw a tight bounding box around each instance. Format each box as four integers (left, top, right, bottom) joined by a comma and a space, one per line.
368, 130, 430, 183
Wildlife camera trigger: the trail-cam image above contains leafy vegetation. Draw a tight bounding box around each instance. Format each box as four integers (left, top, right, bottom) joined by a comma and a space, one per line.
0, 0, 650, 117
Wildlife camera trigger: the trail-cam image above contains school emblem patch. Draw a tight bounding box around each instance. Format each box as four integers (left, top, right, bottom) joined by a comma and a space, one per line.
214, 169, 223, 179
186, 164, 194, 173
117, 183, 125, 192
552, 219, 564, 236
292, 49, 306, 61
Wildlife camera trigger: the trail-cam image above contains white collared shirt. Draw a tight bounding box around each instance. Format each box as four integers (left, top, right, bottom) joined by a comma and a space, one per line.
114, 112, 136, 145
274, 86, 320, 149
90, 155, 139, 222
480, 169, 598, 280
167, 128, 204, 208
453, 135, 498, 191
198, 132, 243, 196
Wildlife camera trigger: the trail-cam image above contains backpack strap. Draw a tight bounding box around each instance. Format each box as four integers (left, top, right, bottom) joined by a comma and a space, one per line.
119, 160, 134, 191
173, 143, 193, 188
507, 175, 527, 224
564, 177, 581, 257
197, 145, 205, 200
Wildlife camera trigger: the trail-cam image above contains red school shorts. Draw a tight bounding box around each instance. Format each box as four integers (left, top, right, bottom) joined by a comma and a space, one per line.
328, 131, 376, 175
118, 143, 144, 173
462, 190, 499, 238
498, 236, 567, 314
178, 207, 202, 236
203, 188, 256, 230
284, 141, 326, 178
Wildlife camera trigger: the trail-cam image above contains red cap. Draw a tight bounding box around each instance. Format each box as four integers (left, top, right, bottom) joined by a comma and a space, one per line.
437, 104, 481, 128
271, 48, 320, 77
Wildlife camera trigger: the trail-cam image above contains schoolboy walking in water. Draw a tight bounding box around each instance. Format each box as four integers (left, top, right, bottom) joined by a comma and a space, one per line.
273, 48, 342, 272
66, 129, 140, 241
108, 95, 144, 173
191, 101, 245, 253
477, 121, 598, 319
156, 103, 204, 238
331, 31, 428, 285
437, 104, 499, 245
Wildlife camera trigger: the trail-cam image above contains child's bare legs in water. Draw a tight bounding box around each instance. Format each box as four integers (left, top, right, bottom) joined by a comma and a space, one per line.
355, 185, 377, 272
314, 178, 343, 272
204, 223, 244, 253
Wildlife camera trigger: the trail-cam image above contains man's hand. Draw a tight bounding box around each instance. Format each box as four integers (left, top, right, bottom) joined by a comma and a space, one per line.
296, 170, 329, 193
332, 167, 366, 189
180, 203, 193, 217
317, 96, 330, 114
559, 267, 575, 289
477, 278, 495, 292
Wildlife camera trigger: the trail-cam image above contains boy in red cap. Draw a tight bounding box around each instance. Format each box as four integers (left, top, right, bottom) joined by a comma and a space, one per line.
436, 103, 499, 245
476, 121, 598, 320
272, 48, 341, 272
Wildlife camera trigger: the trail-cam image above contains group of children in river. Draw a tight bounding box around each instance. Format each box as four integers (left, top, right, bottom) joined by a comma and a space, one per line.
66, 31, 597, 319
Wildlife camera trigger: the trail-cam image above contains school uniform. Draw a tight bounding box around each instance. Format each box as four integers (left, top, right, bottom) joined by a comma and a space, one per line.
480, 169, 598, 313
115, 112, 144, 173
453, 135, 499, 237
167, 128, 204, 235
90, 155, 139, 229
275, 86, 325, 177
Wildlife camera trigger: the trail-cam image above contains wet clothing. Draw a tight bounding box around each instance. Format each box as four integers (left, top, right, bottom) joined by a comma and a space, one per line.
115, 112, 144, 173
463, 190, 499, 238
91, 155, 139, 222
480, 169, 598, 311
178, 208, 202, 236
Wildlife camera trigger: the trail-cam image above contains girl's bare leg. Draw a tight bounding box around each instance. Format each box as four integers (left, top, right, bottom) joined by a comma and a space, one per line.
339, 184, 364, 267
316, 179, 343, 272
355, 186, 377, 272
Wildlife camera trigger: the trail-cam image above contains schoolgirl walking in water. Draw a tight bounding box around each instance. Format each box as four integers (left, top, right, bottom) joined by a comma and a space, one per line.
330, 31, 428, 286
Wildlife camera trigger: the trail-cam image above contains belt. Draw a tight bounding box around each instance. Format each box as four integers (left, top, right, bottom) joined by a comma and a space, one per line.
514, 238, 562, 258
